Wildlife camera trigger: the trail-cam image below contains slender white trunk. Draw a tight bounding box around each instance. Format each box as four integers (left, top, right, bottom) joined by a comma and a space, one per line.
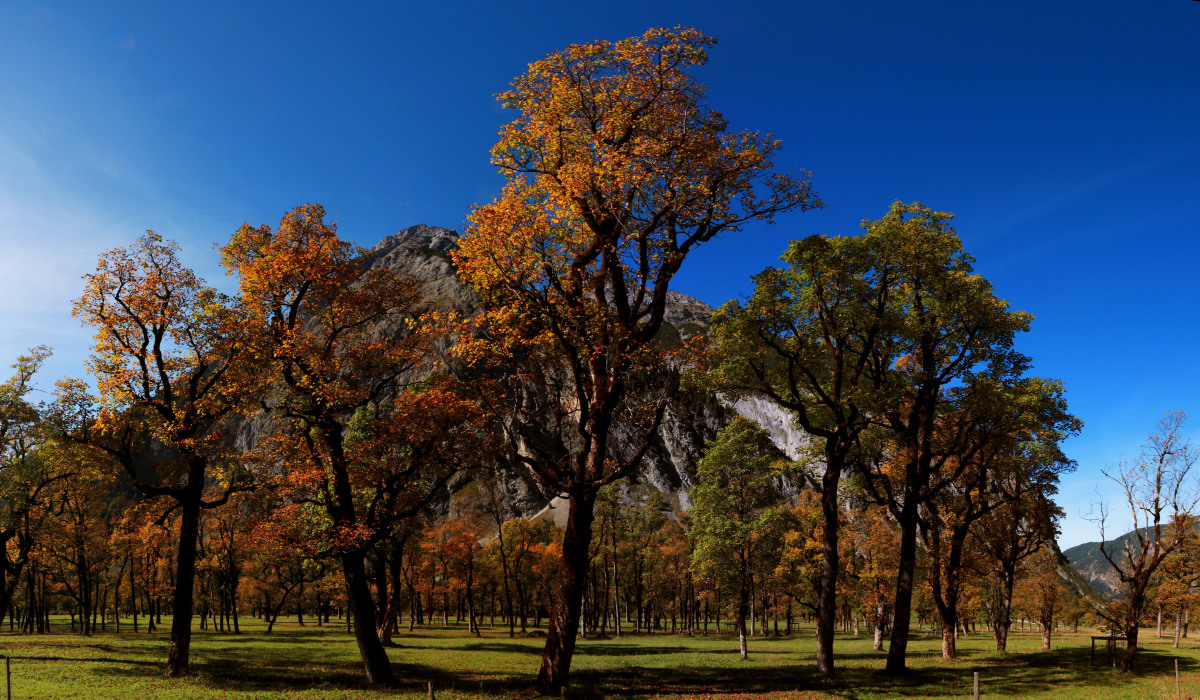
874, 602, 885, 651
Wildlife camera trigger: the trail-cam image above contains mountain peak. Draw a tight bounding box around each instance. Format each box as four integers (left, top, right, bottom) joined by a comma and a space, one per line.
373, 224, 459, 255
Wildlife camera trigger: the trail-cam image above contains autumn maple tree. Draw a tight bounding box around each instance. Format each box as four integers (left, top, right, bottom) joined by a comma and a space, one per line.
43, 454, 119, 636
71, 232, 259, 677
914, 377, 1077, 659
849, 507, 901, 651
973, 404, 1073, 652
221, 204, 488, 685
1020, 547, 1064, 650
1153, 517, 1200, 648
841, 203, 1038, 672
453, 26, 819, 693
240, 502, 325, 634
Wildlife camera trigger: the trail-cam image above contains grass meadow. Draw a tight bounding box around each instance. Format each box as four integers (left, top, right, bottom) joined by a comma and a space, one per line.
0, 616, 1195, 699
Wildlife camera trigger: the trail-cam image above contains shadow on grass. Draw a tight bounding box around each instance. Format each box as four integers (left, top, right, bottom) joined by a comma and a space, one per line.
8, 655, 161, 667
43, 628, 1198, 698
88, 653, 380, 692
460, 641, 787, 658
411, 641, 1198, 698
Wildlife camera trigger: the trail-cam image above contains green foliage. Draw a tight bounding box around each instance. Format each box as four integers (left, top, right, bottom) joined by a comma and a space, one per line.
652, 322, 683, 351
710, 201, 1034, 427
689, 417, 786, 593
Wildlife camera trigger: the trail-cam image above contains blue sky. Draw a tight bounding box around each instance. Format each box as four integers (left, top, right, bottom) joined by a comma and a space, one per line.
2, 0, 1198, 548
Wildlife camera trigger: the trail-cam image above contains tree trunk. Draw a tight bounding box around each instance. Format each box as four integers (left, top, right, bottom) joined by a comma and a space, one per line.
1121, 624, 1139, 671
885, 505, 919, 673
873, 600, 886, 651
342, 549, 396, 685
941, 618, 957, 659
165, 492, 202, 677
381, 540, 404, 645
612, 522, 621, 639
497, 517, 515, 639
993, 562, 1016, 652
815, 455, 840, 674
535, 489, 596, 695
130, 553, 139, 633
925, 516, 970, 661
738, 581, 750, 661
466, 556, 480, 637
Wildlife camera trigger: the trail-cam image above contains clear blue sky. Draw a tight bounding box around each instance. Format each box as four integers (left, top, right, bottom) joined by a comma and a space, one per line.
2, 0, 1198, 547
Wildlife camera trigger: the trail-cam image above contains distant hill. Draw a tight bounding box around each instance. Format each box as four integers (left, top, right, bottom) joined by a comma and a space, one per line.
1064, 537, 1123, 597
1062, 525, 1193, 598
1054, 540, 1104, 601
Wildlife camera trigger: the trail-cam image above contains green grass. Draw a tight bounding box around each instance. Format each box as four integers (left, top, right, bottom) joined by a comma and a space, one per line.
0, 616, 1195, 698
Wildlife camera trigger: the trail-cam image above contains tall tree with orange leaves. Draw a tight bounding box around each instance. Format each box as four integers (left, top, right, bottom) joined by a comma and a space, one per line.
222, 205, 489, 686
72, 233, 259, 677
454, 27, 820, 693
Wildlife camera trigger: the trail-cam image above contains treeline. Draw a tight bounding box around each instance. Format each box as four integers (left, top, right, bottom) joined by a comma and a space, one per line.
1, 344, 1198, 685
0, 452, 1088, 650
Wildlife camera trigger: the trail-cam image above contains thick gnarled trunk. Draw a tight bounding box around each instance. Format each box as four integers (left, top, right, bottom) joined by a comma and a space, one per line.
992, 561, 1016, 652
873, 601, 887, 651
1121, 625, 1139, 671
535, 489, 596, 695
342, 549, 396, 685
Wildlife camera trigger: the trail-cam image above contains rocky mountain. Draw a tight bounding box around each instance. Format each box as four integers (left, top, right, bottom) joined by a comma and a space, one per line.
1062, 524, 1198, 599
1064, 538, 1121, 597
370, 224, 477, 314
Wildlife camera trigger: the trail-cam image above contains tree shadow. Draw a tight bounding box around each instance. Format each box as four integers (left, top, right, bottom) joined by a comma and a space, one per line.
410, 642, 1197, 699
459, 641, 544, 655
28, 628, 1197, 698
